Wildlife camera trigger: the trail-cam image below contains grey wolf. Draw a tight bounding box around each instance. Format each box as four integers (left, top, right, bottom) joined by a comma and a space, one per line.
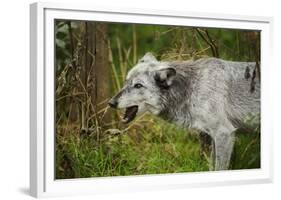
108, 53, 260, 171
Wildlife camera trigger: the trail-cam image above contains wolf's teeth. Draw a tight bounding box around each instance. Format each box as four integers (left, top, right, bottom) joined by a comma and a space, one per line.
122, 118, 129, 123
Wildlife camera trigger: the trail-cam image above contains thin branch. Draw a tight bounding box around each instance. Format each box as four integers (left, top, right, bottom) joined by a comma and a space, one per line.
205, 30, 219, 57
195, 28, 218, 57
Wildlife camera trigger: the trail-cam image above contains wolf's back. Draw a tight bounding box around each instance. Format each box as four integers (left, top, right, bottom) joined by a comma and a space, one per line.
171, 57, 260, 129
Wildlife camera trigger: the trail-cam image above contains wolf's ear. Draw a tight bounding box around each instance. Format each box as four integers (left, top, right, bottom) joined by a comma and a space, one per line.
138, 52, 157, 63
154, 68, 176, 89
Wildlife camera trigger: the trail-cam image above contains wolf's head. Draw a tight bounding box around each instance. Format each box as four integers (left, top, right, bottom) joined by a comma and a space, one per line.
108, 53, 176, 123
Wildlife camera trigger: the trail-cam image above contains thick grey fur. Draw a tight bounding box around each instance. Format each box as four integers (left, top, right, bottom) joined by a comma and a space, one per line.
109, 52, 260, 171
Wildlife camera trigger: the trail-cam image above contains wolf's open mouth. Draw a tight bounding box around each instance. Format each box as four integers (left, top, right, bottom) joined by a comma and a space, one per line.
122, 106, 138, 124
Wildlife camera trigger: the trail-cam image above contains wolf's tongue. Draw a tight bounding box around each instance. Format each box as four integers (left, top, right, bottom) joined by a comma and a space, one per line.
122, 106, 138, 124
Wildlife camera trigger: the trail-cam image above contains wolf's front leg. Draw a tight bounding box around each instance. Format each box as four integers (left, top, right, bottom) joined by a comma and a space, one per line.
198, 132, 215, 170
214, 132, 235, 170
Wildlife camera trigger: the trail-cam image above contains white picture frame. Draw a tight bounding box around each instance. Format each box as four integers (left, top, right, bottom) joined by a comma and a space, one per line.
30, 2, 274, 198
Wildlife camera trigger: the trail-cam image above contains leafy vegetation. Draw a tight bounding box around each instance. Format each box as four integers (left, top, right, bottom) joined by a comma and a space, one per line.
55, 20, 260, 179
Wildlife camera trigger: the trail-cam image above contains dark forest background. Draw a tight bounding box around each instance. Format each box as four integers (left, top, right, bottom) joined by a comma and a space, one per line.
55, 20, 260, 179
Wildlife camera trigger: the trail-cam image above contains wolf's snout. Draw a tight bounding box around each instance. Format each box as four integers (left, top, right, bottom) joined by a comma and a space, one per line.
108, 98, 118, 108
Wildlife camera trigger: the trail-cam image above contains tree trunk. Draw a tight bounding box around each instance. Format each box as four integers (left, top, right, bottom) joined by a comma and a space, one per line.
81, 22, 110, 131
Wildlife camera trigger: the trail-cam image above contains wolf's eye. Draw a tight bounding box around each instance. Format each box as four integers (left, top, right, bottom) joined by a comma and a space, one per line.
134, 83, 143, 89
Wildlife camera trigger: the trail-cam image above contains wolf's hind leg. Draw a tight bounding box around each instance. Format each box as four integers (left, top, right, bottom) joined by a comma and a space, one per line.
214, 132, 235, 171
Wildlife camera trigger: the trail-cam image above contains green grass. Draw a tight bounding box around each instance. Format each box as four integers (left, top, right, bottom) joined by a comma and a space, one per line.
55, 115, 260, 179
231, 131, 260, 169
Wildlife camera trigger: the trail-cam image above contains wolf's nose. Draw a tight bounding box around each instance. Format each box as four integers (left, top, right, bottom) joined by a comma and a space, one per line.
108, 99, 118, 108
